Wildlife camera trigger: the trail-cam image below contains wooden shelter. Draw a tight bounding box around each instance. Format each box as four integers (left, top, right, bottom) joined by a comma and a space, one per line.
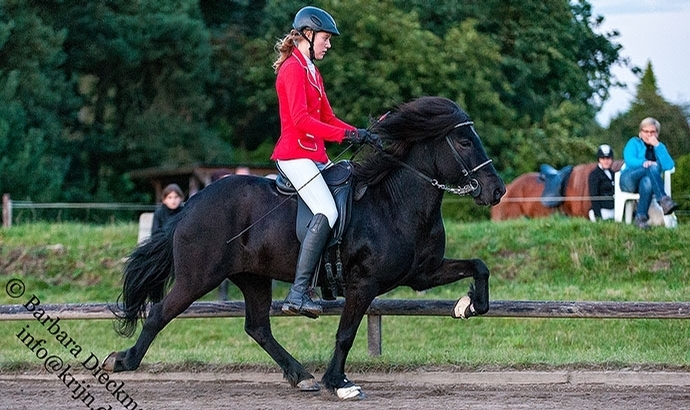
129, 163, 276, 202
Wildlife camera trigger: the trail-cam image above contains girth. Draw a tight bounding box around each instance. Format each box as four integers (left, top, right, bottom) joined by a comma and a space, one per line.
274, 160, 354, 248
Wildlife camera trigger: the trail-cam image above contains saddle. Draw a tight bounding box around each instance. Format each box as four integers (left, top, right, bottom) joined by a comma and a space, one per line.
274, 160, 354, 248
538, 164, 573, 208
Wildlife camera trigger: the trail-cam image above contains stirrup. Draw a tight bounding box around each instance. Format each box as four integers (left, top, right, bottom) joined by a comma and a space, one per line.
282, 294, 322, 319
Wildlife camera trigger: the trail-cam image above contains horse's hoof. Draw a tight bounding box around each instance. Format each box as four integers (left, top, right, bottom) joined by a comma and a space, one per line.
451, 295, 476, 319
297, 378, 320, 391
335, 378, 364, 400
102, 351, 119, 372
336, 384, 364, 400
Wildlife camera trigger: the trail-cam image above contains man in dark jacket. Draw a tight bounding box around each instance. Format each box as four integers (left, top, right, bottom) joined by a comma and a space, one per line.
588, 144, 615, 221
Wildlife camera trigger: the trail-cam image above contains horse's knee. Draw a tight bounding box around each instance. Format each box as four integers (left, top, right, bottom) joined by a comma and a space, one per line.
244, 323, 271, 346
472, 259, 490, 280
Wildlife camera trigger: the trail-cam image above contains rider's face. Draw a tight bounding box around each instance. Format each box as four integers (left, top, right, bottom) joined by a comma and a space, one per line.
310, 32, 332, 60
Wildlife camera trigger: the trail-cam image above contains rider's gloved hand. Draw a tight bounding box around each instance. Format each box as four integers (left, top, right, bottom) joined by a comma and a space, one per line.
344, 128, 382, 149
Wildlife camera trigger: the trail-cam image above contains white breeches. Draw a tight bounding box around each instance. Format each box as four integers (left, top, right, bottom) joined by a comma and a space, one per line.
277, 158, 338, 228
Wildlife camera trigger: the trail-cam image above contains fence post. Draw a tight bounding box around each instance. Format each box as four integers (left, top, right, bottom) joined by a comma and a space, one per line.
2, 193, 10, 228
367, 314, 382, 356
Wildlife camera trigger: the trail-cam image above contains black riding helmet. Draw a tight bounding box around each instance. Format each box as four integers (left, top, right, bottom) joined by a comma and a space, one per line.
292, 6, 340, 60
597, 144, 614, 159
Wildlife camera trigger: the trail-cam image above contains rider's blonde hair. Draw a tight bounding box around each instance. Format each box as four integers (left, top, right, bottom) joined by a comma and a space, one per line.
272, 30, 304, 74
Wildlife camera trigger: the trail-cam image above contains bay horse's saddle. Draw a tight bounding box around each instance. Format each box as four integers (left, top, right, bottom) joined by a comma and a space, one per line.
539, 164, 573, 208
274, 160, 354, 248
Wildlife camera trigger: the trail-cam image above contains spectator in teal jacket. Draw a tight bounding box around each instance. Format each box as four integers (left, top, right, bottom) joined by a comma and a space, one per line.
619, 117, 678, 229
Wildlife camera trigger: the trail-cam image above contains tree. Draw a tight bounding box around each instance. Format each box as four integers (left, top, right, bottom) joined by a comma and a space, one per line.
202, 2, 281, 155
325, 0, 620, 175
505, 101, 598, 178
39, 0, 233, 201
0, 0, 73, 201
672, 153, 690, 209
394, 0, 623, 123
606, 62, 690, 158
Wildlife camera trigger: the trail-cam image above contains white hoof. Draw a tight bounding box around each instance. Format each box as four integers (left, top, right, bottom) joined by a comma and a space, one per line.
337, 384, 364, 400
297, 378, 320, 391
451, 295, 475, 319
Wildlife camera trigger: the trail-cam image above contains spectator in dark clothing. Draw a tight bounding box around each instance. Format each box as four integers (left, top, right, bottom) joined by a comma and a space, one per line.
588, 144, 615, 222
151, 183, 184, 235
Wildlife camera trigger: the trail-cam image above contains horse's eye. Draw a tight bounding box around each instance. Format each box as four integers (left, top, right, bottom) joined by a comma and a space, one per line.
457, 139, 472, 149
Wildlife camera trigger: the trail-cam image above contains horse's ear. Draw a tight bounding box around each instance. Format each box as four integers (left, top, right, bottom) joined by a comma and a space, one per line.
376, 111, 390, 123
370, 111, 391, 132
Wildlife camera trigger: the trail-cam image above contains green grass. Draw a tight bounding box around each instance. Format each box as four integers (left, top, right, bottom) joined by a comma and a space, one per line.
1, 218, 689, 372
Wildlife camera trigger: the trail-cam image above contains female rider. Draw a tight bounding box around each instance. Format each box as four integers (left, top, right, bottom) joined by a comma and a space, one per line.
271, 6, 378, 318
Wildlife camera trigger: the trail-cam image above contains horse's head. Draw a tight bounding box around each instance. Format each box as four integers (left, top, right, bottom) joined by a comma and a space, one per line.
438, 118, 506, 205
368, 96, 505, 206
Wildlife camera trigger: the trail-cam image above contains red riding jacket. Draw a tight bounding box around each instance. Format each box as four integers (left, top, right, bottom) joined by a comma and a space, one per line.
271, 50, 355, 163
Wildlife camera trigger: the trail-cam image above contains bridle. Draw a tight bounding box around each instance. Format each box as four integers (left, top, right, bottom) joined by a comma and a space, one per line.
388, 121, 493, 197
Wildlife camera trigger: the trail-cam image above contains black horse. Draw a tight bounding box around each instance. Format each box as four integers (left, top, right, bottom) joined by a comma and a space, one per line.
105, 96, 506, 400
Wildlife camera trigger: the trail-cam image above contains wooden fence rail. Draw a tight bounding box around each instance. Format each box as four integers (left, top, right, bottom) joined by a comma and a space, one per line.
3, 299, 689, 356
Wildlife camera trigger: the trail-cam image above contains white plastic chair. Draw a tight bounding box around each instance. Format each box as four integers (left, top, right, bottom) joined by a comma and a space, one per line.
614, 166, 675, 224
137, 212, 154, 243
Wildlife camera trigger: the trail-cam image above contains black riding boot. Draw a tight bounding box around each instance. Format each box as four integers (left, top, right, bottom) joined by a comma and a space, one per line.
282, 213, 331, 319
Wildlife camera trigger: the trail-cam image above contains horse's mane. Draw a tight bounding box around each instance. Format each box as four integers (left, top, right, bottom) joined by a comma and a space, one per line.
353, 96, 470, 186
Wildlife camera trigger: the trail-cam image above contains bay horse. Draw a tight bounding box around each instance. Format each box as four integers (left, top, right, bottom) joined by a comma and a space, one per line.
491, 160, 623, 220
104, 97, 506, 400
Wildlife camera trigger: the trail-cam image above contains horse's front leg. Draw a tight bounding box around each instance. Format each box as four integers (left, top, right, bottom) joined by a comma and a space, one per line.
321, 285, 377, 400
406, 258, 490, 318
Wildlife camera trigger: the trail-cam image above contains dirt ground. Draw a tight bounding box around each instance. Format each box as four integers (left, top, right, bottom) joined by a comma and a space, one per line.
1, 369, 689, 410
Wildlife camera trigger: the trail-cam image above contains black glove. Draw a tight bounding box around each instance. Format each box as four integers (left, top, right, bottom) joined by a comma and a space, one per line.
344, 128, 382, 148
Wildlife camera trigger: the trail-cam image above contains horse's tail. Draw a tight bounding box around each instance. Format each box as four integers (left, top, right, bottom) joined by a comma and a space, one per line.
112, 231, 175, 338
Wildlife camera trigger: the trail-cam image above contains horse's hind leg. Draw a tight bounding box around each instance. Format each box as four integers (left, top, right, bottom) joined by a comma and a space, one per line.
231, 275, 318, 391
104, 282, 201, 372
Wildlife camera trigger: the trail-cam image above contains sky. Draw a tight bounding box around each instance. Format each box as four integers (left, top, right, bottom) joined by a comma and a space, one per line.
588, 0, 690, 126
